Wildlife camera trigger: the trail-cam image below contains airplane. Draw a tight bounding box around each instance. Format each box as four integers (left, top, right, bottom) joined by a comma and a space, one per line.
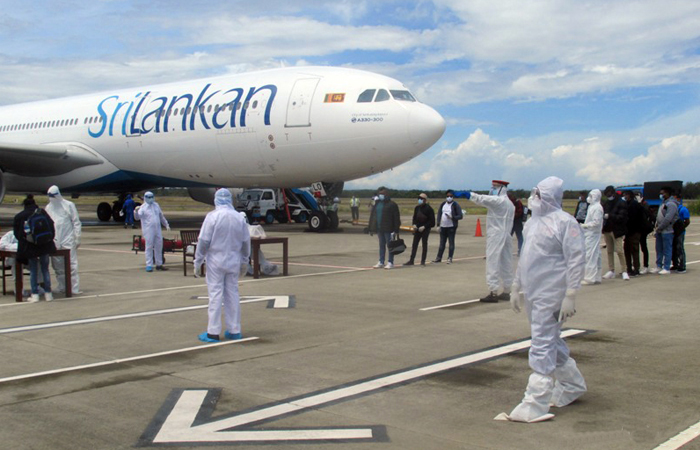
0, 66, 445, 230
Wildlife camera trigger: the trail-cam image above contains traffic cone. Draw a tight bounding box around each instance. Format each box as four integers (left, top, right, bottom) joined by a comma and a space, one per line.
475, 218, 483, 237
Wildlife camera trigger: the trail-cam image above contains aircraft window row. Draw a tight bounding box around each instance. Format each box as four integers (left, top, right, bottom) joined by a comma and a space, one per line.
0, 118, 80, 132
0, 100, 264, 133
357, 89, 417, 103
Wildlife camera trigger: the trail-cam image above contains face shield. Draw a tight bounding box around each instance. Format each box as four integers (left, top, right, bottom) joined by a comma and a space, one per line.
144, 193, 155, 205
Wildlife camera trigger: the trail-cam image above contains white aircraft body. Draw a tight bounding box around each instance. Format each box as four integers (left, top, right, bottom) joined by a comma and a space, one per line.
0, 66, 445, 221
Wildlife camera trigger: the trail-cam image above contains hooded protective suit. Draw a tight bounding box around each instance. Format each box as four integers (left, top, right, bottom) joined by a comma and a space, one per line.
46, 185, 81, 293
134, 191, 170, 269
470, 186, 515, 293
194, 189, 251, 339
505, 176, 586, 423
581, 189, 603, 283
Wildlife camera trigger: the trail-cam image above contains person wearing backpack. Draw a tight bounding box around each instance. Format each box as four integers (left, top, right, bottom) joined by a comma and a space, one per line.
46, 185, 82, 294
13, 196, 56, 302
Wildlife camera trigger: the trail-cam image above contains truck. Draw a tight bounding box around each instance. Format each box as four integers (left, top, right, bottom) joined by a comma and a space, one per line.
235, 188, 318, 225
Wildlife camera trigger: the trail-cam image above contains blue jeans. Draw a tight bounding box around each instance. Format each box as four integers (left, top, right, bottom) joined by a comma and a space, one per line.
436, 227, 456, 260
378, 232, 395, 264
655, 233, 673, 270
28, 254, 52, 294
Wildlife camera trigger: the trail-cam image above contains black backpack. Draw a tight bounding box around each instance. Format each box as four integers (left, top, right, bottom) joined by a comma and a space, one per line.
25, 209, 54, 245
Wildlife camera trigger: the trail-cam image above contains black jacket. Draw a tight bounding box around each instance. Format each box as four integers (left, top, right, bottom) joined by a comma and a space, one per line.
625, 199, 645, 235
436, 201, 463, 229
603, 195, 628, 238
368, 198, 401, 233
412, 203, 435, 229
13, 205, 56, 262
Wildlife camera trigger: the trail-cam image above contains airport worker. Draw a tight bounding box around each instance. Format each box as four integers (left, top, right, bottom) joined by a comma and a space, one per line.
121, 194, 136, 229
581, 189, 603, 285
368, 188, 401, 269
404, 193, 435, 266
462, 180, 515, 302
501, 176, 586, 423
651, 187, 678, 274
194, 188, 251, 342
602, 185, 629, 280
134, 191, 170, 272
432, 189, 463, 264
46, 185, 82, 294
13, 196, 56, 302
351, 195, 360, 222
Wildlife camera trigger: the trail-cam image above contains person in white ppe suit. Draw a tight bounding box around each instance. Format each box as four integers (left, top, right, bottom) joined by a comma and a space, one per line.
497, 176, 586, 423
462, 180, 515, 303
46, 185, 82, 294
134, 191, 170, 272
581, 189, 604, 285
194, 189, 251, 342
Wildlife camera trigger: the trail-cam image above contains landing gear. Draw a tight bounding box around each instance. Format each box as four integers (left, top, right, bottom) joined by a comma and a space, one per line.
308, 211, 328, 232
97, 202, 112, 222
96, 193, 135, 222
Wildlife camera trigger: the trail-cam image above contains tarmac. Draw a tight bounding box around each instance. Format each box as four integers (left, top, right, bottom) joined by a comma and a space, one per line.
0, 204, 698, 450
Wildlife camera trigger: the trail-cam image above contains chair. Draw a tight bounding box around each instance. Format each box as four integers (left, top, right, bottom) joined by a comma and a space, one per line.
181, 230, 200, 276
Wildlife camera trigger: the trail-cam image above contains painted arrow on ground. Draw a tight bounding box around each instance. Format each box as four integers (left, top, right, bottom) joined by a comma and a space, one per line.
138, 329, 589, 446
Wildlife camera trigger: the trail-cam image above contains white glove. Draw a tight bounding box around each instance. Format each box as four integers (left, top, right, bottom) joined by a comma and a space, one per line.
412, 225, 418, 232
194, 264, 203, 278
418, 226, 425, 232
558, 290, 577, 322
239, 263, 248, 278
510, 283, 523, 313
166, 225, 171, 231
604, 213, 609, 220
135, 206, 140, 212
119, 210, 124, 217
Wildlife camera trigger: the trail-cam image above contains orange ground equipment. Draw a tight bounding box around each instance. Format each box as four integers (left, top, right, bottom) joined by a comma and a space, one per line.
475, 218, 483, 237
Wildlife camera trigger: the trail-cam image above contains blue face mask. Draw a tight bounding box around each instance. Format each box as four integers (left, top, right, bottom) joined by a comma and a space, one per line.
378, 194, 385, 201
490, 188, 500, 196
418, 199, 424, 205
659, 194, 664, 201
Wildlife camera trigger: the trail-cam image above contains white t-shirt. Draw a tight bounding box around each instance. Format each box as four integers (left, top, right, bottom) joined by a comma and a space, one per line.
440, 203, 454, 228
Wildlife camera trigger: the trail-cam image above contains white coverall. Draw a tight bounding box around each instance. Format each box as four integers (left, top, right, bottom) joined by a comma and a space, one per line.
134, 193, 170, 268
0, 231, 18, 280
46, 186, 81, 293
194, 191, 251, 337
470, 188, 515, 293
581, 189, 603, 284
507, 176, 587, 423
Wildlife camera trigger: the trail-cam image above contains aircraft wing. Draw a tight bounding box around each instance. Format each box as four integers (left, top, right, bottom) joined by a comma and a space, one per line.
0, 141, 103, 176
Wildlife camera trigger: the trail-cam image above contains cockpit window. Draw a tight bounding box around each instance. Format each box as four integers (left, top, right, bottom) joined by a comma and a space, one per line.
358, 89, 376, 103
375, 89, 390, 102
390, 90, 416, 102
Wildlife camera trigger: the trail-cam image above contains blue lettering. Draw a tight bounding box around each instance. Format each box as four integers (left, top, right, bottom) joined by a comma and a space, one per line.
89, 96, 116, 138
220, 88, 244, 129
189, 84, 219, 131
164, 93, 193, 132
108, 101, 128, 137
121, 100, 135, 136
129, 92, 150, 135
140, 97, 168, 134
240, 85, 277, 127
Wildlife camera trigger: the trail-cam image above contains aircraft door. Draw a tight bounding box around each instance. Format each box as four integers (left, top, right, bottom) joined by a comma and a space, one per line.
285, 78, 320, 128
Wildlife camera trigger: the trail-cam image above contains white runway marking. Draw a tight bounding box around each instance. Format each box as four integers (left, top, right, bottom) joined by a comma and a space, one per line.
0, 297, 272, 335
79, 247, 137, 254
0, 337, 259, 385
147, 329, 588, 445
651, 420, 700, 450
420, 299, 481, 311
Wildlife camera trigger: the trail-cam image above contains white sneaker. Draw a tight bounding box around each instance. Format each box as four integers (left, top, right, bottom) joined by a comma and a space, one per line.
639, 267, 648, 275
581, 279, 597, 285
622, 272, 630, 281
27, 294, 40, 303
373, 262, 384, 269
384, 262, 394, 270
45, 292, 54, 302
649, 267, 661, 274
659, 269, 671, 275
603, 271, 615, 279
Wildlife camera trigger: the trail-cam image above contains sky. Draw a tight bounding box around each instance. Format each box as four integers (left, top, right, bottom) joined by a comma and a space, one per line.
1, 0, 699, 191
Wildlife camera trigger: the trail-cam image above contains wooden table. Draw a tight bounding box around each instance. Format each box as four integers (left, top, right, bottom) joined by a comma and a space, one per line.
0, 249, 71, 302
251, 237, 288, 279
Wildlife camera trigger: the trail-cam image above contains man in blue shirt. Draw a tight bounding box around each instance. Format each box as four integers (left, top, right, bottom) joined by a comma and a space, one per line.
672, 193, 690, 273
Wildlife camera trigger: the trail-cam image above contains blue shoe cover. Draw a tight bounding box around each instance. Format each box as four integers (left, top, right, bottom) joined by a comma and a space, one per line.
146, 266, 153, 272
198, 332, 220, 343
225, 331, 242, 340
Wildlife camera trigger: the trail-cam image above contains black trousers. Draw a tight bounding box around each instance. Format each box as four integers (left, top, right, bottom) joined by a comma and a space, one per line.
640, 233, 649, 267
409, 229, 430, 264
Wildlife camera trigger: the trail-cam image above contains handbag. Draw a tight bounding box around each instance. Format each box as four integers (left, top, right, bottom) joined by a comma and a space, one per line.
387, 233, 406, 255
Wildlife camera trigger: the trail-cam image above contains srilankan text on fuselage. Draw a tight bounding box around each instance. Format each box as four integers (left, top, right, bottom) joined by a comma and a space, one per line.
88, 83, 277, 138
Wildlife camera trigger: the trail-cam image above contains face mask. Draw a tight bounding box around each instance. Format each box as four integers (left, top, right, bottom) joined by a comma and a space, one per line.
587, 196, 592, 203
418, 199, 424, 205
145, 196, 154, 204
446, 197, 453, 203
659, 194, 664, 200
608, 196, 614, 201
378, 194, 385, 201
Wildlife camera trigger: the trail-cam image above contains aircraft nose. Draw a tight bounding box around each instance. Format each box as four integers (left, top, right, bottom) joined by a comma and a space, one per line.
408, 105, 446, 150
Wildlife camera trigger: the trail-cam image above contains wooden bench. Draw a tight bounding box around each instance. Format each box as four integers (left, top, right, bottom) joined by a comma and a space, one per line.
181, 230, 200, 276
0, 249, 72, 302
